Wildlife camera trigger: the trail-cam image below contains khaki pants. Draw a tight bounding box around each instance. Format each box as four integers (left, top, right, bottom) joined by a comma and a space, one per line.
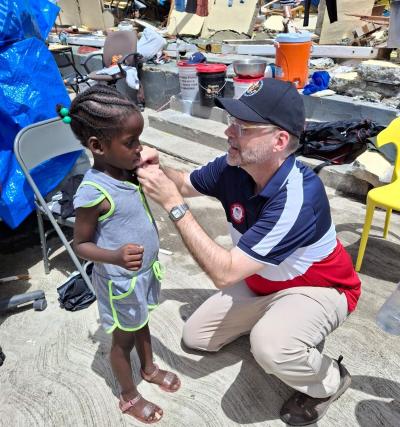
182, 282, 349, 398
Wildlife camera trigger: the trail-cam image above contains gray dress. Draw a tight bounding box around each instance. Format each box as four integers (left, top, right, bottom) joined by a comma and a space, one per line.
73, 169, 162, 333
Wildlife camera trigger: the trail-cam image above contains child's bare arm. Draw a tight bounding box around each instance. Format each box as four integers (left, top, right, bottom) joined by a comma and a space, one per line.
73, 201, 143, 271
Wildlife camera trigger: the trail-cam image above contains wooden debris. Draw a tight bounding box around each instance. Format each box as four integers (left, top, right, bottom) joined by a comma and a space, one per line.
0, 275, 30, 283
346, 14, 390, 26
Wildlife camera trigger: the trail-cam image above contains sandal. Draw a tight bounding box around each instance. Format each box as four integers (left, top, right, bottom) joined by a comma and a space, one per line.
119, 394, 163, 424
140, 363, 181, 393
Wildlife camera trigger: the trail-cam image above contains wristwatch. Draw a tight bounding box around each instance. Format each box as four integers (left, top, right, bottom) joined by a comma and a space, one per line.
168, 203, 189, 222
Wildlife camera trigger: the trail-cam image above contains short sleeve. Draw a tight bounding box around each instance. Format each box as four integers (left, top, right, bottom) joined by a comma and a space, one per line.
73, 183, 106, 209
237, 194, 317, 265
189, 155, 227, 198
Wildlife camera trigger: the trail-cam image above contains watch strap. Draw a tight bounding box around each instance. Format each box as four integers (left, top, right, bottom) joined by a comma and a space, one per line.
168, 203, 189, 222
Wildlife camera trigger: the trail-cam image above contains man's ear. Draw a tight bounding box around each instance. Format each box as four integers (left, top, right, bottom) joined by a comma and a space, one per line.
87, 136, 104, 155
273, 130, 290, 153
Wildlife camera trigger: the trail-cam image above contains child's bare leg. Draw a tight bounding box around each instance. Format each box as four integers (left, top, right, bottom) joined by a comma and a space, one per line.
111, 328, 163, 422
135, 324, 181, 392
110, 329, 137, 399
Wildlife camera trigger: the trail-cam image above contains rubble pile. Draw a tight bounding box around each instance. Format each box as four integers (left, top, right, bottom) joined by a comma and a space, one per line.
314, 59, 400, 108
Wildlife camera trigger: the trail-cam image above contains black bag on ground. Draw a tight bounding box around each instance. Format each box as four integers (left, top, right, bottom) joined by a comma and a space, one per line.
57, 262, 96, 311
297, 120, 384, 174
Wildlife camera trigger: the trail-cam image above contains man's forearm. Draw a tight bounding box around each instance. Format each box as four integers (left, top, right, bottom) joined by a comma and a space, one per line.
173, 211, 233, 289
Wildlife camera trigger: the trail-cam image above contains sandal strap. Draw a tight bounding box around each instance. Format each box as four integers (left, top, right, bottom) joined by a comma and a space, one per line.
162, 371, 176, 388
120, 395, 160, 420
142, 363, 160, 381
119, 394, 141, 413
142, 402, 159, 419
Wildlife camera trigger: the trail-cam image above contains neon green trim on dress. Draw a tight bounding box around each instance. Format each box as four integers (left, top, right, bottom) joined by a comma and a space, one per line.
112, 276, 137, 300
139, 185, 153, 223
106, 278, 150, 333
80, 180, 115, 221
105, 315, 149, 334
81, 194, 106, 208
124, 181, 153, 223
147, 260, 163, 311
105, 259, 164, 333
152, 260, 165, 281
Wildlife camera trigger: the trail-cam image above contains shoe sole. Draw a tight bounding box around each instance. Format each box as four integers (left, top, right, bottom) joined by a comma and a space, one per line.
281, 373, 352, 426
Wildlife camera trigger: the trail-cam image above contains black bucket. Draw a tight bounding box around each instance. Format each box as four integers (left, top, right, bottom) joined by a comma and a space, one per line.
196, 63, 227, 107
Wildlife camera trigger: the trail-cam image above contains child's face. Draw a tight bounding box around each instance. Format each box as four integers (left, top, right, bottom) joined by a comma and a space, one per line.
103, 112, 144, 171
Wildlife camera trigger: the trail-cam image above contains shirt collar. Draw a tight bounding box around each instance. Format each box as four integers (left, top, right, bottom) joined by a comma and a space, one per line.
258, 154, 296, 199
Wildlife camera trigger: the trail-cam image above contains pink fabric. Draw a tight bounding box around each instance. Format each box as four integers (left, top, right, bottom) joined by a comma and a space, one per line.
196, 0, 208, 16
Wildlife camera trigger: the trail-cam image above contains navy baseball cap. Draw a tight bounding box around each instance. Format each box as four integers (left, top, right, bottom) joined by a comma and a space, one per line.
187, 52, 206, 64
215, 78, 305, 138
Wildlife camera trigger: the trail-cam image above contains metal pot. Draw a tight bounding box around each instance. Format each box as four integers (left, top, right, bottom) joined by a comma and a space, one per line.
232, 59, 268, 78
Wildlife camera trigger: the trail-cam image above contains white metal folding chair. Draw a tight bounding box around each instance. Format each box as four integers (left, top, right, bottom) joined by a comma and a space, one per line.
13, 117, 94, 293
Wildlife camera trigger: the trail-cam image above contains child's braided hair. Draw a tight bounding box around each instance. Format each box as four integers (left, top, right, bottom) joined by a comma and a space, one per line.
57, 85, 140, 147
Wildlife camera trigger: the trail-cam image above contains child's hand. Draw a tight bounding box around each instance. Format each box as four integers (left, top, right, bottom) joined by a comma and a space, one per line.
114, 244, 144, 270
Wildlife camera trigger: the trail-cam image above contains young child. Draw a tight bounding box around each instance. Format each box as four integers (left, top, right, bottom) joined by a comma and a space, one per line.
62, 86, 180, 424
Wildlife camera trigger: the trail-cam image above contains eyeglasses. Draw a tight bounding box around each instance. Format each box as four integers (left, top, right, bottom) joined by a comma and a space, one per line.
227, 115, 278, 137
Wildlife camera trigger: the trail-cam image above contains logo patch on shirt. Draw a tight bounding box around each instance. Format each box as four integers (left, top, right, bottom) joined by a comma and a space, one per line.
243, 80, 263, 97
230, 203, 245, 224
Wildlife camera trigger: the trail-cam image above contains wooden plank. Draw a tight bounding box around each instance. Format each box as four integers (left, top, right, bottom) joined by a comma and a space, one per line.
221, 43, 380, 59
315, 0, 326, 37
0, 275, 30, 283
78, 0, 106, 30
201, 0, 259, 38
57, 0, 82, 27
166, 11, 205, 36
319, 0, 375, 44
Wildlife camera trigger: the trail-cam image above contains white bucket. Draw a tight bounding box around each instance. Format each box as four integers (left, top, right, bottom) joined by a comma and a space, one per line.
178, 61, 199, 101
233, 76, 263, 99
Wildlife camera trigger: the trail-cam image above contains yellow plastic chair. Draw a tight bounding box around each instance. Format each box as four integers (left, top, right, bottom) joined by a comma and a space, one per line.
355, 117, 400, 272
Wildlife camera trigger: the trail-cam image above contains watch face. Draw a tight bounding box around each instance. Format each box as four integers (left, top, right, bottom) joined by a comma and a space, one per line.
171, 207, 181, 219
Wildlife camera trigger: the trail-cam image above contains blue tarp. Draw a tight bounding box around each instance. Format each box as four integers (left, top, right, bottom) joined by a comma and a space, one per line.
0, 0, 59, 46
0, 0, 80, 228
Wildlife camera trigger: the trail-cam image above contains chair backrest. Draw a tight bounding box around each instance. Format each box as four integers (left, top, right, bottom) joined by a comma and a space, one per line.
52, 50, 84, 81
377, 117, 400, 181
52, 50, 74, 69
103, 30, 137, 67
14, 117, 83, 171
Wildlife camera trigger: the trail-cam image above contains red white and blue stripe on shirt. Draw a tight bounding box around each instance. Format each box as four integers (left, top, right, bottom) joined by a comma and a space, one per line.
190, 154, 361, 312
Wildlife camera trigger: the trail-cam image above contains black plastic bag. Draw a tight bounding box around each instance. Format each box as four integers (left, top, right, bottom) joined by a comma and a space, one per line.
297, 119, 384, 174
57, 263, 96, 311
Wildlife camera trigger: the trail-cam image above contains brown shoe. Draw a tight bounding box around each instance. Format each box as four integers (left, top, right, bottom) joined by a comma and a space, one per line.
280, 356, 351, 426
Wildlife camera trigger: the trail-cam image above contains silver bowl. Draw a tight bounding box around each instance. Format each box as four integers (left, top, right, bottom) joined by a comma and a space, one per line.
233, 59, 267, 78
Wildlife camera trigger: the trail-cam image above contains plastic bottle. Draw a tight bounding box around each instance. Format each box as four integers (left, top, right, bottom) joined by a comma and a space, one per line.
376, 282, 400, 335
264, 64, 277, 79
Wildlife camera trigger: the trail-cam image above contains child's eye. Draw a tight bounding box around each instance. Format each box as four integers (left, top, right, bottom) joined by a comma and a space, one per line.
125, 140, 137, 148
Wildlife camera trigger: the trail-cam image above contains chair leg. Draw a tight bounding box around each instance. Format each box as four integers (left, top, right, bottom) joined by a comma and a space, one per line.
36, 207, 50, 274
355, 201, 375, 272
383, 208, 392, 239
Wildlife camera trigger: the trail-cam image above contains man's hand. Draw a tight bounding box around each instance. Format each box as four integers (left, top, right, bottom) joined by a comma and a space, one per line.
113, 244, 144, 270
137, 165, 184, 211
139, 146, 159, 168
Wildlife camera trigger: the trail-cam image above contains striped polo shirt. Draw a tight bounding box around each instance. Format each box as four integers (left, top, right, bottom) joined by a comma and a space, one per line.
190, 154, 361, 312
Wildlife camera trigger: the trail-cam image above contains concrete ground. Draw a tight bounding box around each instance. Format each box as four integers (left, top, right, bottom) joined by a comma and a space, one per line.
1, 151, 400, 427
